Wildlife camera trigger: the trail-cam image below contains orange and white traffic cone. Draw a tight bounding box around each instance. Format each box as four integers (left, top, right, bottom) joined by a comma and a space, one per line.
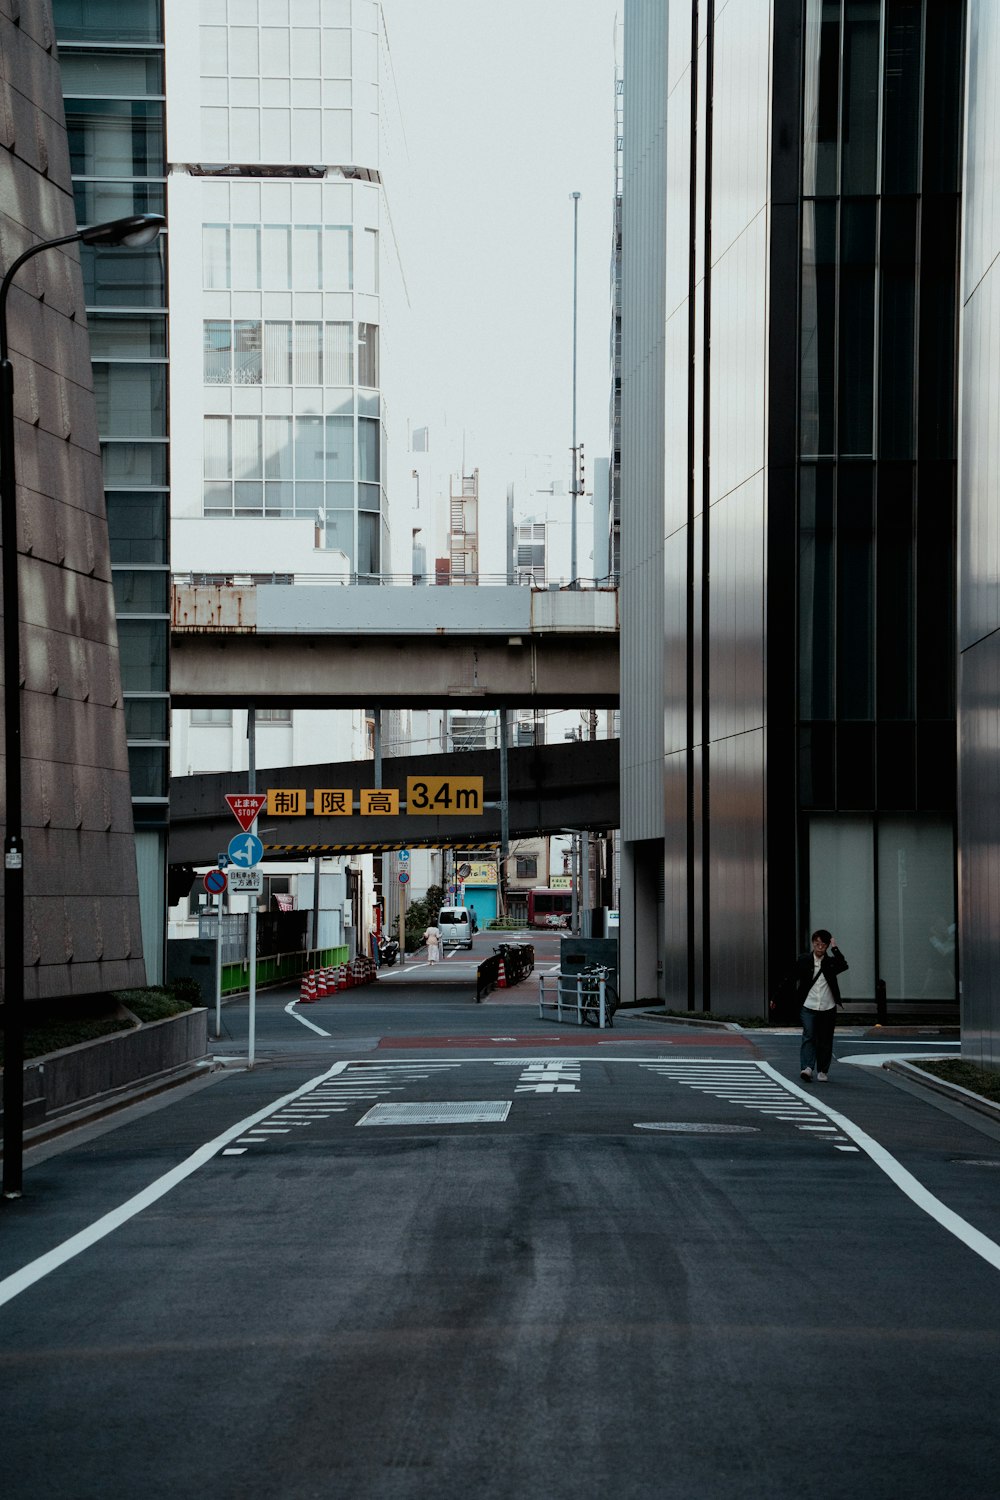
497, 957, 507, 989
299, 971, 315, 1004
325, 966, 337, 993
315, 967, 328, 997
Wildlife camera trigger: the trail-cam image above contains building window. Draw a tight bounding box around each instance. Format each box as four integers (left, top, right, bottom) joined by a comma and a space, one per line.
254, 707, 291, 724
516, 856, 538, 879
358, 323, 378, 388
191, 708, 232, 726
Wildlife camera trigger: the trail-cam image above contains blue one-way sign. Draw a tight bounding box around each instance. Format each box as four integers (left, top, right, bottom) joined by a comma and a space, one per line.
228, 832, 264, 868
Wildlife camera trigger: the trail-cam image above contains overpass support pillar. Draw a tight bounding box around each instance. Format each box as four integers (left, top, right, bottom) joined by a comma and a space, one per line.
620, 838, 663, 1005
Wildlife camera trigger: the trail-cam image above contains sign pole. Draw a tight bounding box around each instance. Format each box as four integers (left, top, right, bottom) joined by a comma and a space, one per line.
247, 706, 257, 1070
398, 879, 406, 965
215, 883, 225, 1040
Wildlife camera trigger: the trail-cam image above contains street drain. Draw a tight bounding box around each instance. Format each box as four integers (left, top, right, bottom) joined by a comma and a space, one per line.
633, 1122, 760, 1134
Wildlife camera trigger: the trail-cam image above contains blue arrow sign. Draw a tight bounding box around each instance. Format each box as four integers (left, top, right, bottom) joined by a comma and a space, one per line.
228, 832, 263, 868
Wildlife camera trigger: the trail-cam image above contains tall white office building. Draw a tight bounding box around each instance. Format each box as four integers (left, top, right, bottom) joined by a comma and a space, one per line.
161, 0, 406, 940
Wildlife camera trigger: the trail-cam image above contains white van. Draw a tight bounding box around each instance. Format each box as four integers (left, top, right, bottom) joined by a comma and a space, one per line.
437, 906, 474, 949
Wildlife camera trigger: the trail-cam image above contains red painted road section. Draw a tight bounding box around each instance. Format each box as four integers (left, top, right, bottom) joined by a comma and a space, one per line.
378, 1032, 754, 1050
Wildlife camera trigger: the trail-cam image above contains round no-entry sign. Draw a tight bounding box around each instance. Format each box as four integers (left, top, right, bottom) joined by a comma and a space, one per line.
204, 868, 227, 895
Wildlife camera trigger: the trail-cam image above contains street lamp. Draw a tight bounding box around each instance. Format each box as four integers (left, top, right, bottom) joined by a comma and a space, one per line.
1, 213, 164, 1199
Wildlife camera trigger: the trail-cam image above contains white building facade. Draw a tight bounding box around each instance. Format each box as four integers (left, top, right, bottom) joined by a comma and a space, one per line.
163, 0, 405, 944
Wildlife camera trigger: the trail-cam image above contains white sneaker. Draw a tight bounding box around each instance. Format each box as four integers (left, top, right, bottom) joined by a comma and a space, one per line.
816, 1071, 828, 1082
800, 1068, 813, 1081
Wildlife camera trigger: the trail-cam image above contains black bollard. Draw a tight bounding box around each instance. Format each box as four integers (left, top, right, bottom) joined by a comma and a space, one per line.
876, 977, 887, 1026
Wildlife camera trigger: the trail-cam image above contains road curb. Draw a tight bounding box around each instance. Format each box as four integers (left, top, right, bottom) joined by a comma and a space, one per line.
883, 1058, 1000, 1125
7, 1059, 224, 1154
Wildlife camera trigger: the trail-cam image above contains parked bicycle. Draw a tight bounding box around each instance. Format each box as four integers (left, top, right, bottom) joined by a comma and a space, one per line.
579, 963, 619, 1027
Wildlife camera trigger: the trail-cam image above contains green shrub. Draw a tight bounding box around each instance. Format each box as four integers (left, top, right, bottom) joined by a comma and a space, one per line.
112, 986, 192, 1023
0, 1017, 133, 1065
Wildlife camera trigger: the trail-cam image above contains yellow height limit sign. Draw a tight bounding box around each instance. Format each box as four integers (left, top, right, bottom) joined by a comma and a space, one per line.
406, 775, 483, 815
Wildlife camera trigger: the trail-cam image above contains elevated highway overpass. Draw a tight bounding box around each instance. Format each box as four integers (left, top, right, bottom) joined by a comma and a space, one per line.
171, 583, 619, 708
169, 737, 619, 866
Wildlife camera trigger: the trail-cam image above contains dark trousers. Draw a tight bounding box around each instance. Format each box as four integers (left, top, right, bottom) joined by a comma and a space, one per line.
800, 1005, 837, 1073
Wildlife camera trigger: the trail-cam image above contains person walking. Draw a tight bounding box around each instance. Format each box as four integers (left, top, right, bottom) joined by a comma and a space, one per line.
423, 921, 441, 964
793, 929, 849, 1082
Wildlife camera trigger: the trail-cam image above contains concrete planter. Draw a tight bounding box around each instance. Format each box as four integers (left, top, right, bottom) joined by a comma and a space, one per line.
11, 1008, 209, 1131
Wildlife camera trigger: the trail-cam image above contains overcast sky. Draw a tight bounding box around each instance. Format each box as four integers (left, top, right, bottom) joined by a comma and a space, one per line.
381, 0, 621, 494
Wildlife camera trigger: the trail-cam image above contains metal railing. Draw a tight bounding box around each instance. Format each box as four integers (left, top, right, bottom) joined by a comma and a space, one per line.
538, 971, 613, 1028
174, 571, 619, 592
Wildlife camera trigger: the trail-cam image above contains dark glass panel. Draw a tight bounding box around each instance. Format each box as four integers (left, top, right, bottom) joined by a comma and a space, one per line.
66, 99, 164, 178
53, 0, 161, 43
917, 197, 958, 460
803, 0, 842, 197
915, 721, 956, 812
799, 464, 835, 719
875, 463, 914, 719
876, 723, 915, 809
131, 799, 169, 827
102, 442, 168, 486
73, 179, 165, 225
81, 243, 166, 308
799, 723, 836, 809
922, 2, 965, 194
882, 0, 921, 194
106, 492, 167, 564
800, 201, 838, 456
93, 362, 166, 438
915, 461, 955, 719
112, 569, 169, 613
358, 511, 380, 574
838, 200, 876, 456
836, 463, 874, 719
125, 698, 169, 740
59, 49, 163, 95
877, 198, 916, 458
87, 314, 166, 359
837, 723, 875, 807
117, 620, 168, 692
841, 1, 881, 195
128, 745, 168, 799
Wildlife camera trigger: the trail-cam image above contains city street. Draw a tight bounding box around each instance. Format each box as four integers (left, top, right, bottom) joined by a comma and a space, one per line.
1, 966, 998, 1499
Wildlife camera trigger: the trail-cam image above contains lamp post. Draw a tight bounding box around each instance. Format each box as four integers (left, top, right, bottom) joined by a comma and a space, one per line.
570, 190, 581, 586
1, 213, 164, 1199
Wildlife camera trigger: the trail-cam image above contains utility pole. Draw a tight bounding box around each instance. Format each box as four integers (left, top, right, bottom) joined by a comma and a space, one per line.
570, 190, 581, 585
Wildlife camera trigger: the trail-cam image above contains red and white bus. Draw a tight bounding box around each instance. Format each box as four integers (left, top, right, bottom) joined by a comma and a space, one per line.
526, 888, 573, 927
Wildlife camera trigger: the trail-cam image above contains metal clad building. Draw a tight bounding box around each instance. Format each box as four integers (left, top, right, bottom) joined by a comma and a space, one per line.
621, 0, 963, 1017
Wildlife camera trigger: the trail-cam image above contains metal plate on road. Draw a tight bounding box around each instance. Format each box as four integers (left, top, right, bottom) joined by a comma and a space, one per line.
634, 1122, 760, 1133
357, 1101, 512, 1126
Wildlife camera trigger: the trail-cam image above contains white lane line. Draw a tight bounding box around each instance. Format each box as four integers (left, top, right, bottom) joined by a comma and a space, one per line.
283, 998, 330, 1037
0, 1060, 352, 1309
756, 1062, 1000, 1272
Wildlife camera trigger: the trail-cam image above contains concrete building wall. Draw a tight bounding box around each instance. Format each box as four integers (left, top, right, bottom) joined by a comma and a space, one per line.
0, 0, 145, 1001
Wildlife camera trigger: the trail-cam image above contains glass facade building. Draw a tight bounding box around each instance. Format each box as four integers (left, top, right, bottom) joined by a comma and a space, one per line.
54, 0, 171, 980
620, 0, 964, 1013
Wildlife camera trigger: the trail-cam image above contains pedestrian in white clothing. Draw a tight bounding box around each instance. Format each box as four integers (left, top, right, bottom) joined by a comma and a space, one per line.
424, 924, 441, 964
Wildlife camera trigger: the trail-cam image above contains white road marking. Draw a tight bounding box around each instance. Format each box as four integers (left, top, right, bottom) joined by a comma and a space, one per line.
0, 1060, 353, 1309
283, 998, 330, 1037
839, 1051, 957, 1067
756, 1062, 1000, 1272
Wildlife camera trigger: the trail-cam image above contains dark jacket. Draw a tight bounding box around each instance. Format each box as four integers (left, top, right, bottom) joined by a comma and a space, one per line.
792, 945, 849, 1007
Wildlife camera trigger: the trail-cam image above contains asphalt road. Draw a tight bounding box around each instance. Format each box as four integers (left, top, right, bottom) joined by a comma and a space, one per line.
1, 968, 998, 1500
